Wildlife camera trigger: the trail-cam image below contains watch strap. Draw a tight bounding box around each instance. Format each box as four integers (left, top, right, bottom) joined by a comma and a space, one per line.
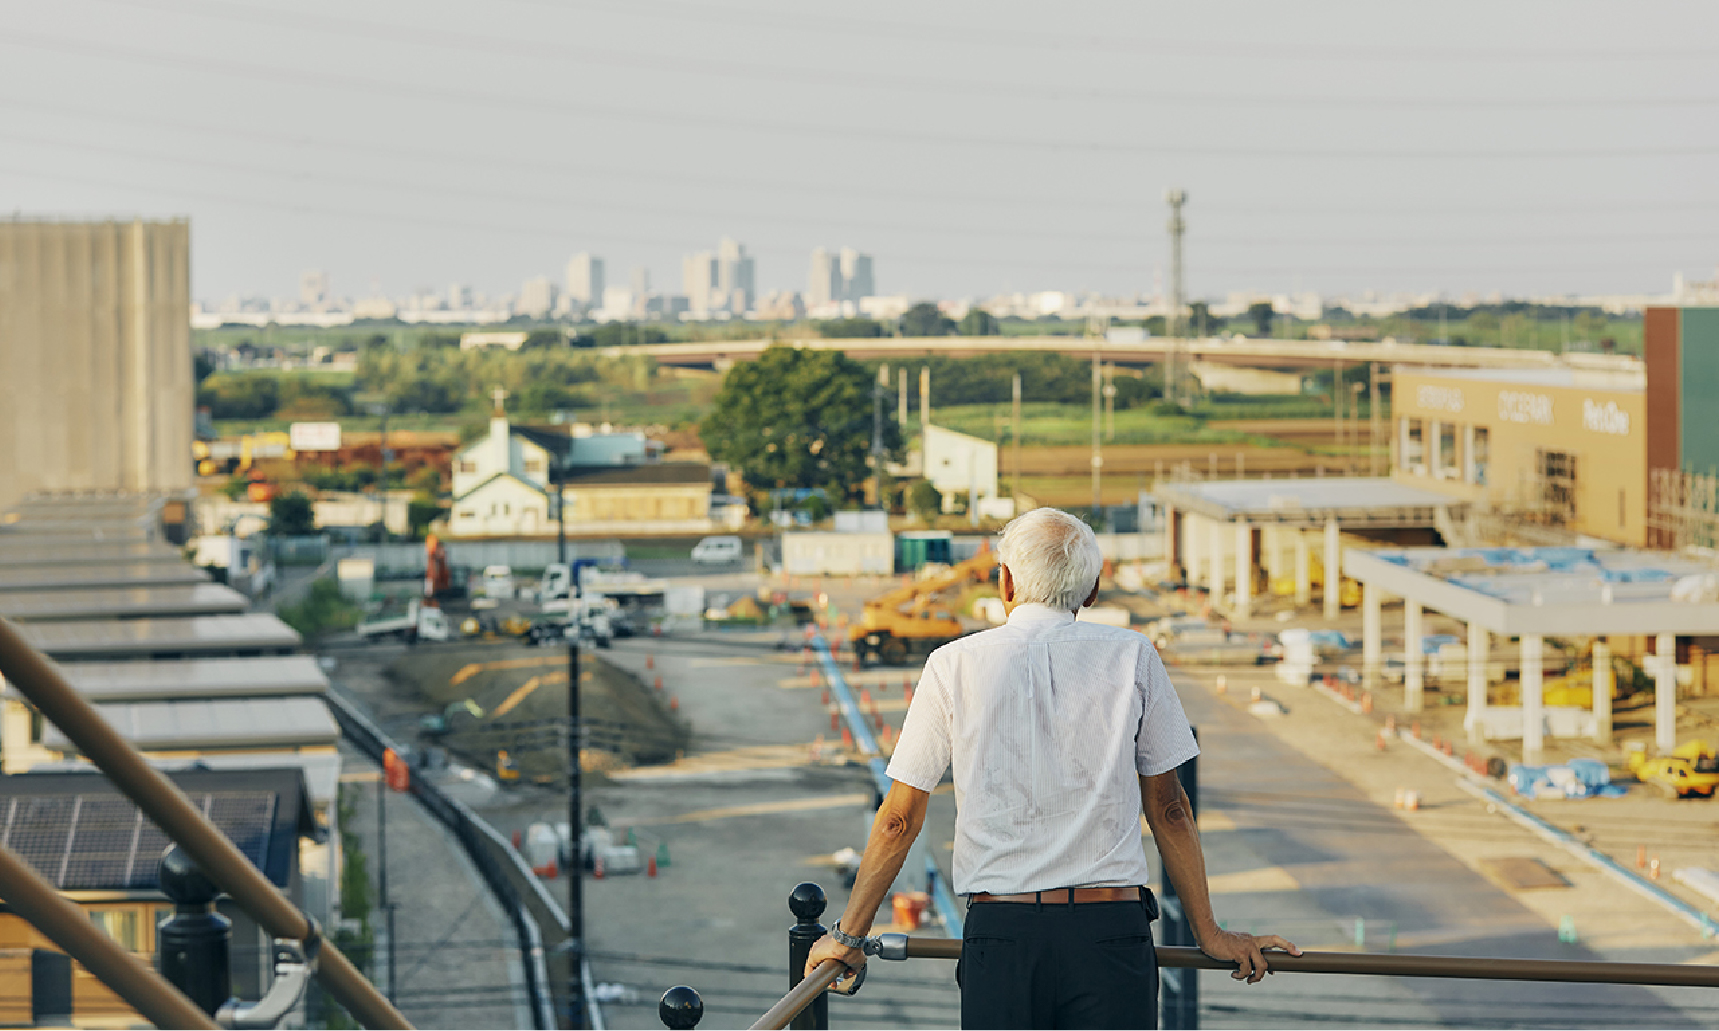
830, 921, 866, 949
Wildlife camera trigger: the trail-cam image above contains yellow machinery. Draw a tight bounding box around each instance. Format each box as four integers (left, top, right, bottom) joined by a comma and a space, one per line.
848, 544, 998, 665
1628, 740, 1719, 799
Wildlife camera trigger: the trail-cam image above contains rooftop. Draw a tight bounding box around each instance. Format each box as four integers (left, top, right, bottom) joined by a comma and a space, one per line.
1344, 546, 1719, 635
41, 697, 339, 753
6, 655, 329, 703
1404, 365, 1645, 392
0, 583, 249, 621
1153, 477, 1466, 527
14, 614, 301, 659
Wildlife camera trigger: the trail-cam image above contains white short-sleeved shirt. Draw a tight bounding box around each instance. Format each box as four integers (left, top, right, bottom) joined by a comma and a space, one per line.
885, 602, 1199, 896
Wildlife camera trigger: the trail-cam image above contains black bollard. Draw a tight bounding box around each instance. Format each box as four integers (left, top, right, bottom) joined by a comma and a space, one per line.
659, 985, 703, 1029
156, 847, 233, 1017
786, 882, 829, 1031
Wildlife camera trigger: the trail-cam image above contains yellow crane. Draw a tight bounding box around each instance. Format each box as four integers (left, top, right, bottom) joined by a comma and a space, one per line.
847, 543, 998, 665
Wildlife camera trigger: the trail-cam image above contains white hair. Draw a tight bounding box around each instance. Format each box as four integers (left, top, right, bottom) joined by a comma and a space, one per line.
997, 507, 1103, 611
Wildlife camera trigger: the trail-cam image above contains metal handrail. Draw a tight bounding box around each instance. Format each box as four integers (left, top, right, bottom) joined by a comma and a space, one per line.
745, 935, 1719, 1030
0, 617, 411, 1030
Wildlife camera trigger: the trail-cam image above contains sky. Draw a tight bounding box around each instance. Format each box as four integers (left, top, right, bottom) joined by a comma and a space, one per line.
3, 0, 1717, 305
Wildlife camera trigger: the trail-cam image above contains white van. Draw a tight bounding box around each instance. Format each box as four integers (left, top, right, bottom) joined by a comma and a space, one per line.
691, 536, 743, 565
478, 565, 515, 599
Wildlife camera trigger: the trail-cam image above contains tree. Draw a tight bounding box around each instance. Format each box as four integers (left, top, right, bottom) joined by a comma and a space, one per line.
908, 480, 943, 523
1246, 301, 1275, 337
270, 492, 316, 536
901, 302, 954, 337
407, 493, 442, 539
1186, 302, 1217, 336
816, 318, 886, 339
700, 345, 901, 504
958, 308, 1001, 336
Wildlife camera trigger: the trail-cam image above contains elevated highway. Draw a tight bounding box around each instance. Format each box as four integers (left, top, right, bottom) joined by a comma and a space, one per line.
610, 335, 1641, 373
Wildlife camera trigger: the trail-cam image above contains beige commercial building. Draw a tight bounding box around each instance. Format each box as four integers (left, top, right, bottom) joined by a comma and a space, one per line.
1391, 367, 1647, 546
0, 219, 194, 512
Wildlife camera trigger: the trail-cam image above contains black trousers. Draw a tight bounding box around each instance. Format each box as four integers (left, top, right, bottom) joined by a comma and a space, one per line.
957, 892, 1159, 1030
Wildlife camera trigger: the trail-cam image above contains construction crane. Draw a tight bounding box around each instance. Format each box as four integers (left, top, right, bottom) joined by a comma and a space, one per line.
847, 542, 997, 665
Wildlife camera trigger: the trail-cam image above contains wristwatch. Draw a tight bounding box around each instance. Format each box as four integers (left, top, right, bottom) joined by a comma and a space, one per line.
830, 921, 867, 950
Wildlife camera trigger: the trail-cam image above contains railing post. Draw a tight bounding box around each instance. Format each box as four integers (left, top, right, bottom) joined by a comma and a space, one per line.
1160, 732, 1200, 1030
155, 847, 232, 1017
786, 882, 830, 1031
659, 986, 703, 1029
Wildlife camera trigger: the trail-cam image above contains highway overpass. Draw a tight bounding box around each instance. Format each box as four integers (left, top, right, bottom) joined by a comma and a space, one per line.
608, 335, 1640, 374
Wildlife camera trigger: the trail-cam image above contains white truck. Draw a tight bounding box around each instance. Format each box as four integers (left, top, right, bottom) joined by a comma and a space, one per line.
357, 599, 453, 642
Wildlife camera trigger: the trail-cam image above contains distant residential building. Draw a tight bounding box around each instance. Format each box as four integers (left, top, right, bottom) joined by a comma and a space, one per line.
755, 290, 806, 321
519, 276, 558, 318
352, 295, 396, 320
566, 253, 604, 306
448, 283, 473, 309
631, 266, 651, 297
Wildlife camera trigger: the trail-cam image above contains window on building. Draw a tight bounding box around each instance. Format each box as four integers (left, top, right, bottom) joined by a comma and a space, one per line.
457, 460, 476, 474
1620, 489, 1627, 529
525, 460, 545, 476
503, 503, 511, 516
1438, 423, 1459, 479
1403, 418, 1425, 474
458, 509, 475, 520
1472, 427, 1489, 486
89, 908, 150, 953
1537, 449, 1577, 526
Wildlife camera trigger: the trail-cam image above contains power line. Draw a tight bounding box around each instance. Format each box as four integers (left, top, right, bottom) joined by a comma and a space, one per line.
6, 29, 1719, 161
514, 0, 1719, 66
82, 0, 1719, 113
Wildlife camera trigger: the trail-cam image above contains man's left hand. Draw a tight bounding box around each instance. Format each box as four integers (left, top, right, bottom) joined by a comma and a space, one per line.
805, 933, 866, 992
1196, 928, 1300, 984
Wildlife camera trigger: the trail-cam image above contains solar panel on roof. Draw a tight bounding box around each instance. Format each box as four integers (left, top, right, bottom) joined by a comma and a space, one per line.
0, 791, 276, 890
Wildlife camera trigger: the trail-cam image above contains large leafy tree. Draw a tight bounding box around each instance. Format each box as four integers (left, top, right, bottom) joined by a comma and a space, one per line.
701, 345, 901, 502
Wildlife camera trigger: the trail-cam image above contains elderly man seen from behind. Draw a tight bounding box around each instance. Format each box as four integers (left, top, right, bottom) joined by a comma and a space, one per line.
807, 506, 1298, 1029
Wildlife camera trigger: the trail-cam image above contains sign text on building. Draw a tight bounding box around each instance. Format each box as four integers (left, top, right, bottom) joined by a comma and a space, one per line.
1497, 390, 1553, 426
1416, 384, 1466, 413
1582, 398, 1630, 435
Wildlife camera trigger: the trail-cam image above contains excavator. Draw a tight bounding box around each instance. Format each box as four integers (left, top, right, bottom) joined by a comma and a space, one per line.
848, 542, 998, 665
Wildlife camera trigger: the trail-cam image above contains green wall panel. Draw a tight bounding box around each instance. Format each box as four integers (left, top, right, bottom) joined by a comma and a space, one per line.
1681, 307, 1719, 473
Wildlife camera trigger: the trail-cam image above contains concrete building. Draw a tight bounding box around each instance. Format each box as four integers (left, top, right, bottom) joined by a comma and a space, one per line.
683, 251, 719, 315
0, 219, 194, 513
566, 253, 605, 307
808, 247, 840, 309
922, 425, 1007, 519
299, 269, 330, 308
518, 276, 558, 319
1392, 365, 1648, 545
716, 237, 755, 313
840, 247, 874, 300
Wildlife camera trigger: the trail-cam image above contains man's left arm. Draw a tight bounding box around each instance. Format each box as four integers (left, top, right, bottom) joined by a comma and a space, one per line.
1141, 770, 1300, 983
803, 781, 930, 986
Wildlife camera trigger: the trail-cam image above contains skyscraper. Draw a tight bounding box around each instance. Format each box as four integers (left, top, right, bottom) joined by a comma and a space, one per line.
566, 253, 605, 307
839, 248, 874, 301
682, 251, 718, 315
300, 268, 330, 308
716, 237, 756, 312
519, 276, 557, 318
808, 247, 840, 309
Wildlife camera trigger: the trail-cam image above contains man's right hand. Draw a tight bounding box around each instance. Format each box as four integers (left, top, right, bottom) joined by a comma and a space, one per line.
1195, 928, 1300, 984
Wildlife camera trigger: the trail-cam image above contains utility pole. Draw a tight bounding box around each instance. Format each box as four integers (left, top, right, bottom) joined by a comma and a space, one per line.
555, 457, 567, 565
898, 368, 908, 428
566, 640, 587, 1029
872, 364, 887, 510
1166, 189, 1188, 405
1011, 373, 1023, 503
1369, 362, 1381, 477
1091, 337, 1103, 522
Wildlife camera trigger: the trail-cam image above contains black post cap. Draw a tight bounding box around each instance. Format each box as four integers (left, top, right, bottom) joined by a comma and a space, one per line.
788, 881, 827, 923
157, 847, 220, 906
659, 985, 703, 1029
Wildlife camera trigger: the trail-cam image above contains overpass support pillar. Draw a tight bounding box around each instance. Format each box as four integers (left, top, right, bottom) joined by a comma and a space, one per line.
1361, 583, 1381, 690
1404, 602, 1423, 713
1293, 531, 1312, 608
1656, 632, 1678, 755
1207, 518, 1225, 607
1323, 518, 1341, 621
1465, 622, 1490, 745
1234, 521, 1252, 619
1522, 634, 1545, 765
1592, 639, 1613, 747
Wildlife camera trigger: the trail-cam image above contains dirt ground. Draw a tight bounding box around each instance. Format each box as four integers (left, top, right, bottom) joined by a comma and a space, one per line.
384, 639, 690, 782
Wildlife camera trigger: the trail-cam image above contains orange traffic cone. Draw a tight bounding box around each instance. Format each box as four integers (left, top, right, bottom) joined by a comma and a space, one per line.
647, 854, 658, 878
646, 654, 654, 670
594, 855, 605, 880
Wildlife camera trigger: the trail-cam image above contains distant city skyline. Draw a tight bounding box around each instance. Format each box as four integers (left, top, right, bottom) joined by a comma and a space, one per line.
17, 2, 1710, 304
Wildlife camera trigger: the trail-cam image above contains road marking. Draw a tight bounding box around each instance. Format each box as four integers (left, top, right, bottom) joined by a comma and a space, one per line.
609, 743, 825, 781
450, 654, 565, 685
1208, 866, 1301, 894
491, 672, 566, 719
665, 793, 872, 824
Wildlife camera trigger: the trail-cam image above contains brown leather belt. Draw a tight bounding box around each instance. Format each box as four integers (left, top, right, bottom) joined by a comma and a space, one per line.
970, 886, 1145, 904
